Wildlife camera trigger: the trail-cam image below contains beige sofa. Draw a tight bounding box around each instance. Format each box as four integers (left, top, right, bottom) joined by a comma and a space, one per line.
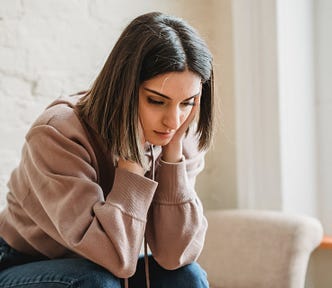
198, 210, 323, 288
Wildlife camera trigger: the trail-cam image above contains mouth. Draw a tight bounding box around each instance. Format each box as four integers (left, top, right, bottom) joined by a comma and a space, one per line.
154, 130, 174, 139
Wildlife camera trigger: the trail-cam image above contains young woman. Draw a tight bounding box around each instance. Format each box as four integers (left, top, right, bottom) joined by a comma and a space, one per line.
0, 11, 214, 288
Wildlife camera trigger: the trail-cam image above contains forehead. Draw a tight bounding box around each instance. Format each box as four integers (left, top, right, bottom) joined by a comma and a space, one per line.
142, 71, 201, 99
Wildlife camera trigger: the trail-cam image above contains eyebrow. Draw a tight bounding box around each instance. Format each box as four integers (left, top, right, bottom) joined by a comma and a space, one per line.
143, 87, 200, 101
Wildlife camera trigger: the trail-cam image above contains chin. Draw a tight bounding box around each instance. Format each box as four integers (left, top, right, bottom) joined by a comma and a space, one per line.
147, 138, 171, 147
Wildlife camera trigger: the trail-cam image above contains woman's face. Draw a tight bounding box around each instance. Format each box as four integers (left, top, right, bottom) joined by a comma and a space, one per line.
138, 70, 201, 146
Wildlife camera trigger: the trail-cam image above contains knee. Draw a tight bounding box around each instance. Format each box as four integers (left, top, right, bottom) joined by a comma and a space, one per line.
172, 262, 209, 288
69, 261, 122, 288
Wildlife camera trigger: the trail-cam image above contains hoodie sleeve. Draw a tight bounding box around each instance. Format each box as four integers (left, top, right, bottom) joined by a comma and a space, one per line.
145, 131, 208, 270
21, 124, 157, 278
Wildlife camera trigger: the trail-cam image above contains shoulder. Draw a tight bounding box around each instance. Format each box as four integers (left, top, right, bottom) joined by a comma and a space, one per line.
27, 95, 87, 141
23, 95, 98, 166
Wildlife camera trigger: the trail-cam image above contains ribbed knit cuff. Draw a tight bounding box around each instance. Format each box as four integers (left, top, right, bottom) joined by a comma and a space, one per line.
106, 168, 158, 221
153, 159, 196, 204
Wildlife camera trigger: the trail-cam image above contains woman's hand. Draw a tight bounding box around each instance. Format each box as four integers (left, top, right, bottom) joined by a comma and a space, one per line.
162, 96, 200, 162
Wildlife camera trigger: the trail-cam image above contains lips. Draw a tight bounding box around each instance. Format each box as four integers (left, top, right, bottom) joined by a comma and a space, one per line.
156, 130, 172, 134
154, 130, 174, 138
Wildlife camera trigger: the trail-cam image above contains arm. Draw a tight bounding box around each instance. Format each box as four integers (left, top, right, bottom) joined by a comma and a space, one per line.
145, 130, 208, 269
24, 125, 157, 278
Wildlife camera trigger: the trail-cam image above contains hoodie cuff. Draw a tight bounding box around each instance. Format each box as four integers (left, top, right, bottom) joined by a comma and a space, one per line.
153, 158, 196, 204
106, 168, 158, 221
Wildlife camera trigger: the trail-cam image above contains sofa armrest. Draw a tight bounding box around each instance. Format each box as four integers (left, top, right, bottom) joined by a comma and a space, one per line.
198, 209, 323, 288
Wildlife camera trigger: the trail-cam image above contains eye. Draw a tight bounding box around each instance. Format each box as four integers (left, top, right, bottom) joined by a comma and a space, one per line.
147, 97, 164, 105
181, 101, 195, 107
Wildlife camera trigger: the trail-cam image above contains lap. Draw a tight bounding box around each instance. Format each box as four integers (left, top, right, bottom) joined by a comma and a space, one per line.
0, 238, 208, 288
129, 256, 209, 288
0, 257, 122, 288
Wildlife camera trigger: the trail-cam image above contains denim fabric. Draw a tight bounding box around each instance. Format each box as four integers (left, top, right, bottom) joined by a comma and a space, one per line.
0, 238, 209, 288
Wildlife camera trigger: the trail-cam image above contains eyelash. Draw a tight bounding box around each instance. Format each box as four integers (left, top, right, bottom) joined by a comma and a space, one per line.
183, 102, 195, 107
147, 97, 195, 107
147, 98, 164, 105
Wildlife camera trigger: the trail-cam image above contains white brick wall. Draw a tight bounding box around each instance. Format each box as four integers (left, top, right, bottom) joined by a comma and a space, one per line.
0, 0, 119, 207
0, 0, 215, 209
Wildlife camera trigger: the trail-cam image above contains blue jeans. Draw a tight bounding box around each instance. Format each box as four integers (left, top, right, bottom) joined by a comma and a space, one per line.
0, 238, 209, 287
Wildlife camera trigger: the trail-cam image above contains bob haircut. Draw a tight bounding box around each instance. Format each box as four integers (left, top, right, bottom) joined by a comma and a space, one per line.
77, 11, 214, 166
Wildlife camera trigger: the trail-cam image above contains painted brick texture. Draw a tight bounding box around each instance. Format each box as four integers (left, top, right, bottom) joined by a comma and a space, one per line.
0, 0, 119, 207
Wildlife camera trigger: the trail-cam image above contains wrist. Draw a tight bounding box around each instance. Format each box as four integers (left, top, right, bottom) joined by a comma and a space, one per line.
162, 142, 183, 163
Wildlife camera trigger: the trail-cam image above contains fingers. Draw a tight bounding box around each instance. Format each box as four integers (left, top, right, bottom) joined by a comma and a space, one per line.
167, 97, 200, 145
189, 95, 201, 122
179, 96, 201, 134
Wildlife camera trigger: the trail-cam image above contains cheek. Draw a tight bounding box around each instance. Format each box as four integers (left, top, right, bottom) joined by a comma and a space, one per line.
139, 106, 158, 128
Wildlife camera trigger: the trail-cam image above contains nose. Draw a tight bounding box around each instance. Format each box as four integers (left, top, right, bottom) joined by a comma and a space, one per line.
162, 107, 181, 130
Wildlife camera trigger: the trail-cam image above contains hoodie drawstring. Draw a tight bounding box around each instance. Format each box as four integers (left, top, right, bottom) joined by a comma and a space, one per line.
143, 144, 155, 288
144, 237, 151, 288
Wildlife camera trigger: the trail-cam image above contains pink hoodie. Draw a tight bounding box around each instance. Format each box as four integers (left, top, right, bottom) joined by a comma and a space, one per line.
0, 94, 207, 280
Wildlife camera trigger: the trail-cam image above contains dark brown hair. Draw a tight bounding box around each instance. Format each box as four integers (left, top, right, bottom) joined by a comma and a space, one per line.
77, 12, 214, 166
